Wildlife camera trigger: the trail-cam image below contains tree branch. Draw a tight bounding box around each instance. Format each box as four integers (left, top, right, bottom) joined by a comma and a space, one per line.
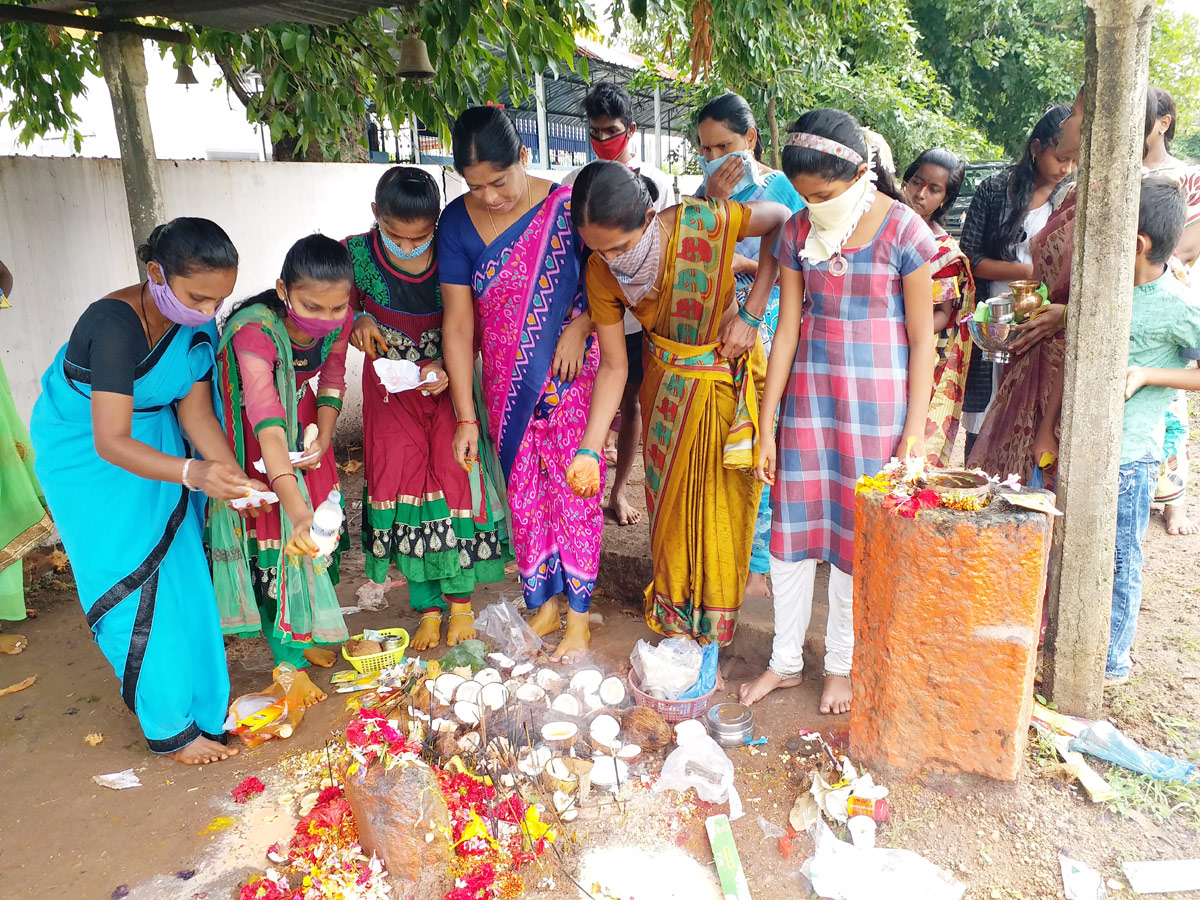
214, 52, 253, 109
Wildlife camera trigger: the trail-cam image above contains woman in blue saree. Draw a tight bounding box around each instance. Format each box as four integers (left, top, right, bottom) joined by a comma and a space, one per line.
440, 107, 627, 663
696, 93, 806, 597
31, 218, 266, 765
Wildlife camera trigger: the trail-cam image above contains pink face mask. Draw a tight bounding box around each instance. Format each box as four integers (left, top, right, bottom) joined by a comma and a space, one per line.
285, 295, 348, 339
146, 269, 216, 327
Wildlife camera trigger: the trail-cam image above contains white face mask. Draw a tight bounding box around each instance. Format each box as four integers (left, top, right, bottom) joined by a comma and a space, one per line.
801, 167, 877, 274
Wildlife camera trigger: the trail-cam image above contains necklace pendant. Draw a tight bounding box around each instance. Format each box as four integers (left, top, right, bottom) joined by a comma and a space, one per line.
828, 254, 848, 277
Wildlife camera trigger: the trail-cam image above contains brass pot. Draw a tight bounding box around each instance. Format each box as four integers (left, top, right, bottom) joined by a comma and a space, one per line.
1008, 280, 1041, 320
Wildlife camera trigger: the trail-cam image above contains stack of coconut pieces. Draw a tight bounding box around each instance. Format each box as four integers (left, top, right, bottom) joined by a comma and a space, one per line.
397, 652, 674, 822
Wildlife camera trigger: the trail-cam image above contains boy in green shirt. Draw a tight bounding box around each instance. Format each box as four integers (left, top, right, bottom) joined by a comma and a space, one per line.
1108, 175, 1200, 684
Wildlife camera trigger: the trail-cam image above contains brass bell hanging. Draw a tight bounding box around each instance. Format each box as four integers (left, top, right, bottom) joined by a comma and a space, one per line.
175, 61, 199, 86
395, 35, 436, 80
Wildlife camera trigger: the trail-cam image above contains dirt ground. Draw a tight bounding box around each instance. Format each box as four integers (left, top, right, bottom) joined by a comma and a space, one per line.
2, 418, 1199, 900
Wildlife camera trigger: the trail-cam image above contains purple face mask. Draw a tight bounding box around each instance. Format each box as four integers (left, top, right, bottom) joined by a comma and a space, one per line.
285, 295, 349, 340
146, 268, 217, 327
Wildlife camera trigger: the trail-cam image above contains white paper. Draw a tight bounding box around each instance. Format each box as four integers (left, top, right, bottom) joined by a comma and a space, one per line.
803, 818, 964, 900
93, 769, 142, 790
252, 451, 312, 474
1123, 859, 1200, 894
1061, 854, 1107, 900
373, 357, 438, 394
230, 490, 278, 510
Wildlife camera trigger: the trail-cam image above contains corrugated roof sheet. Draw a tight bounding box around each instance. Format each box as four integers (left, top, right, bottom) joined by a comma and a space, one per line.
96, 1, 384, 31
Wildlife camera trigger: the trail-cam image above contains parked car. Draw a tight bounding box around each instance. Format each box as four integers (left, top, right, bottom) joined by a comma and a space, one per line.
945, 161, 1007, 239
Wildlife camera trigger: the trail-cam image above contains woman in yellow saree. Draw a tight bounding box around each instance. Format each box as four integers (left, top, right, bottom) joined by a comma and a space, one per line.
570, 161, 790, 646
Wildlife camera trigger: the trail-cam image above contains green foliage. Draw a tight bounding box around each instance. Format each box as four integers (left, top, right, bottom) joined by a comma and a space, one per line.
0, 0, 593, 160
0, 16, 100, 152
623, 0, 995, 168
908, 0, 1084, 157
1149, 1, 1200, 158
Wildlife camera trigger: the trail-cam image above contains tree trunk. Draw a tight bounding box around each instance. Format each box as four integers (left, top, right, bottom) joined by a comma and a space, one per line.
1043, 0, 1155, 717
767, 94, 781, 170
98, 31, 165, 269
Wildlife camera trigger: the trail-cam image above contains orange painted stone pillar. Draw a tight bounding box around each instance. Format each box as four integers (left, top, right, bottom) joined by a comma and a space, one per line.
850, 492, 1052, 782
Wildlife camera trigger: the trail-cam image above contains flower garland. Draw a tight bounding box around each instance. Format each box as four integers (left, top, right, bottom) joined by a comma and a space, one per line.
855, 458, 1021, 518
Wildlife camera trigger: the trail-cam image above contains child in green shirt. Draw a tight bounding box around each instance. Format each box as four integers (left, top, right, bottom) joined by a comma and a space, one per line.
1108, 174, 1200, 683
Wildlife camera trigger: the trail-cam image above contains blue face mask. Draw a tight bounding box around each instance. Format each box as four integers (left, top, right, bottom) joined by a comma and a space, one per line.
699, 150, 757, 196
378, 227, 433, 261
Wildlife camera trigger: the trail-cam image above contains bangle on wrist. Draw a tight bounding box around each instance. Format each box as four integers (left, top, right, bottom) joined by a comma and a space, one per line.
456, 419, 478, 427
737, 303, 764, 328
270, 471, 299, 490
575, 448, 601, 464
181, 458, 199, 491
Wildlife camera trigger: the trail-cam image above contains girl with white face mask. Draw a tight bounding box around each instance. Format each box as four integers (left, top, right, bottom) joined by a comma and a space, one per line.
742, 108, 937, 718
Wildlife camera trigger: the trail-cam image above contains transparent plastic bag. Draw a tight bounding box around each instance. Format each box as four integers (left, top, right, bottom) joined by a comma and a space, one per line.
356, 579, 394, 612
1070, 720, 1198, 782
475, 598, 542, 658
653, 733, 743, 819
631, 637, 703, 700
225, 663, 309, 748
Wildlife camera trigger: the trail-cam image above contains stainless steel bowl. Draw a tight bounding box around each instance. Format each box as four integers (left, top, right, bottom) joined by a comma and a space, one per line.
967, 318, 1017, 364
706, 702, 754, 747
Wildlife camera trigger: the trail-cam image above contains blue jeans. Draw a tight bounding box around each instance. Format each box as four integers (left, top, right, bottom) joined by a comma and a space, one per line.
1108, 457, 1157, 678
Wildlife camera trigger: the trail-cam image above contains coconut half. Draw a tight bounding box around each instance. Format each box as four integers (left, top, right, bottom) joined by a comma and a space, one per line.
569, 669, 603, 695
589, 714, 620, 745
515, 683, 547, 704
434, 673, 465, 704
479, 681, 509, 712
590, 756, 630, 790
541, 721, 579, 746
487, 652, 516, 671
535, 668, 564, 692
511, 662, 535, 678
457, 732, 482, 753
582, 691, 605, 711
474, 667, 502, 685
455, 681, 483, 706
599, 676, 626, 707
551, 693, 581, 717
431, 717, 457, 733
453, 701, 481, 726
616, 743, 642, 762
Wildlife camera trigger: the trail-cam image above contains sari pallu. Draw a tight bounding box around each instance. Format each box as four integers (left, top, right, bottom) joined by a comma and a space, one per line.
642, 199, 765, 647
967, 189, 1073, 486
472, 185, 603, 613
924, 235, 977, 467
209, 306, 347, 666
30, 323, 229, 752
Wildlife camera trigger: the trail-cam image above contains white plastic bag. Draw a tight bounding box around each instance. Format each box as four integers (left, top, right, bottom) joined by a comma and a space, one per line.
356, 579, 393, 612
631, 637, 703, 700
653, 733, 743, 820
803, 818, 964, 900
475, 598, 542, 657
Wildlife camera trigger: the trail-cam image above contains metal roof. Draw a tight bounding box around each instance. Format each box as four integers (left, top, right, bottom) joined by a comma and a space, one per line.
35, 1, 386, 31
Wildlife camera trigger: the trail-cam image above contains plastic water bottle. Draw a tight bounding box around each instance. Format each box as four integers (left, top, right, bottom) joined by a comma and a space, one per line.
310, 489, 343, 574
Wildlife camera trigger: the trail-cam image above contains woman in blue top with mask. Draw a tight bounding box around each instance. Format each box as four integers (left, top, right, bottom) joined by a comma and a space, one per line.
697, 93, 805, 599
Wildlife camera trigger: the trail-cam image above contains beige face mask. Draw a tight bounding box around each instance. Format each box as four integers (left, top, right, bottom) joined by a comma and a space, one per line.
801, 166, 877, 275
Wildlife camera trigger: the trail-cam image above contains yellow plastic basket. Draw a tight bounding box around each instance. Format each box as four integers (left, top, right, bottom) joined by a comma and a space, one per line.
341, 627, 410, 674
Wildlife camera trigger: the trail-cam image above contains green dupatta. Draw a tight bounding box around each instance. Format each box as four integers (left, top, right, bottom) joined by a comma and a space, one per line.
209, 304, 347, 646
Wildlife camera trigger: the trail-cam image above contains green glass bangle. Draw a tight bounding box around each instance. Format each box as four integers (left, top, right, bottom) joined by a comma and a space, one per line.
575, 448, 601, 463
737, 304, 764, 328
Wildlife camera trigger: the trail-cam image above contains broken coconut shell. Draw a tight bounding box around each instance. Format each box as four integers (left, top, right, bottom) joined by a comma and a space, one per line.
569, 668, 603, 695
540, 721, 579, 750
542, 756, 578, 794
598, 676, 626, 707
551, 693, 581, 717
620, 706, 671, 750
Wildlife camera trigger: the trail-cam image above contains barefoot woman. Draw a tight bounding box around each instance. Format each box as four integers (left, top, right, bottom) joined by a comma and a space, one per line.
31, 219, 259, 764
211, 235, 352, 699
571, 161, 789, 650
439, 107, 603, 662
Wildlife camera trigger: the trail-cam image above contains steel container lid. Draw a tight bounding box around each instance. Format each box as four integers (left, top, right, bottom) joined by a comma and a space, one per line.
706, 702, 753, 732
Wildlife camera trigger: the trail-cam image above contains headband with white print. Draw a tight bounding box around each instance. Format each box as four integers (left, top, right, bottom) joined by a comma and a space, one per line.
784, 131, 865, 166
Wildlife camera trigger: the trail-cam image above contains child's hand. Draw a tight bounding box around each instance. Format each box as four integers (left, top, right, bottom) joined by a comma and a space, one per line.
1125, 365, 1149, 400
352, 316, 389, 358
755, 434, 777, 485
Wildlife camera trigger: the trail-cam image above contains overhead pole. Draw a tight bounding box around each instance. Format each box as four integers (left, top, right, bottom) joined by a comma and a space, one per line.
653, 85, 662, 168
535, 72, 551, 170
1044, 0, 1155, 717
97, 30, 166, 270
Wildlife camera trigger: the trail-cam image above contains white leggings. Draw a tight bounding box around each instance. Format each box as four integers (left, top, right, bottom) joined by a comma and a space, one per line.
768, 556, 853, 678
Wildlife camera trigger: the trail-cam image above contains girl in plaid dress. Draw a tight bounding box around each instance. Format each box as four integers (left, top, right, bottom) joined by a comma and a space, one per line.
741, 109, 937, 715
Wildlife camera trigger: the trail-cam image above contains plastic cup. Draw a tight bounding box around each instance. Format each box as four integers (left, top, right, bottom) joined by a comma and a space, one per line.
847, 815, 877, 849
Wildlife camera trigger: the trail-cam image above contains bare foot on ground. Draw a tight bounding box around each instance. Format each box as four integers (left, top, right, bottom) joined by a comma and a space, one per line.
1164, 504, 1197, 536
529, 597, 561, 637
410, 614, 442, 651
820, 674, 852, 715
171, 735, 239, 765
447, 602, 476, 646
606, 489, 643, 526
302, 646, 337, 668
287, 668, 327, 708
743, 571, 771, 598
739, 669, 802, 706
552, 609, 590, 663
0, 633, 28, 655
